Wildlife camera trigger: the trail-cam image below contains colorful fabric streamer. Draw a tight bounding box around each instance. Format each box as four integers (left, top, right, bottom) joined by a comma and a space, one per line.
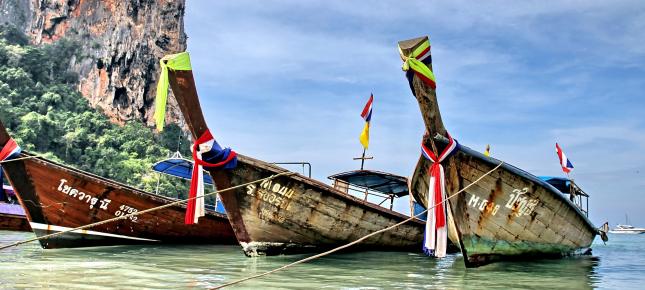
420, 133, 458, 258
0, 138, 21, 162
155, 52, 193, 131
186, 129, 237, 224
399, 38, 436, 92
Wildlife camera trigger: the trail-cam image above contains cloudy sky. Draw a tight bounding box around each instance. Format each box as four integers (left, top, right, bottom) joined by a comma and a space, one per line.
184, 1, 645, 226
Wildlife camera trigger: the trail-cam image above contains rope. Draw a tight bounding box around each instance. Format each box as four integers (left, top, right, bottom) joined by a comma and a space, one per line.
0, 155, 43, 164
0, 171, 295, 251
212, 161, 505, 289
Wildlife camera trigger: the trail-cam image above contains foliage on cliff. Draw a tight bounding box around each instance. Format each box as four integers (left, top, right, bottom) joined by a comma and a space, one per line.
0, 25, 198, 201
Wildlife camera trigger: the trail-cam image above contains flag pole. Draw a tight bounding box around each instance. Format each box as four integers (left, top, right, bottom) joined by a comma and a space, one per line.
360, 148, 366, 170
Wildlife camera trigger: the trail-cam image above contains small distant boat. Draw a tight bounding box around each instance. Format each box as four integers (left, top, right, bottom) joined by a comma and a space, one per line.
0, 179, 30, 232
609, 225, 645, 234
400, 36, 606, 267
609, 215, 645, 234
0, 119, 237, 249
163, 52, 425, 256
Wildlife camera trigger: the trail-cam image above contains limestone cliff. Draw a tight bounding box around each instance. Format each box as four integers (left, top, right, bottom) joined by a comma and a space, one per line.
0, 0, 186, 127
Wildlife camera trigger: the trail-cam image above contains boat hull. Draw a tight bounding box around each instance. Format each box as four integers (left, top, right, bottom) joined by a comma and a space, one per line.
411, 143, 597, 267
211, 155, 425, 256
1, 154, 237, 249
0, 212, 30, 232
164, 68, 425, 256
608, 230, 645, 234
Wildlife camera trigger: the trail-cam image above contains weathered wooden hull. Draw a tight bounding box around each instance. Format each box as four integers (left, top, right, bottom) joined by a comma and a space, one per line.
411, 144, 596, 267
1, 154, 237, 249
400, 35, 598, 267
211, 155, 425, 256
166, 68, 425, 256
0, 213, 30, 232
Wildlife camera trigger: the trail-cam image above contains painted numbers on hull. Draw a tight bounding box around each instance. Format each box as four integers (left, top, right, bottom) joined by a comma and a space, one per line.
246, 179, 295, 210
467, 187, 540, 217
246, 179, 296, 223
58, 179, 140, 223
468, 194, 501, 216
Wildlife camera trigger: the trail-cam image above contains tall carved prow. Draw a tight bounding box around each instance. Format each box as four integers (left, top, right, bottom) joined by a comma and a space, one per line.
164, 62, 209, 140
398, 36, 447, 142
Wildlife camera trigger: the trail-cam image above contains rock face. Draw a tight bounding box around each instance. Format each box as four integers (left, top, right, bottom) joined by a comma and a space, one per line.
0, 0, 186, 127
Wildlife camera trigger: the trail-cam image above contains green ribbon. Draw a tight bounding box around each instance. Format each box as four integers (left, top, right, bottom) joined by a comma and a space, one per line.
399, 39, 436, 86
155, 52, 193, 131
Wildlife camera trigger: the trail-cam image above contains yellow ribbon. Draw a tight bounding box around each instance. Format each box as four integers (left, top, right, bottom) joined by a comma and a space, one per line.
155, 52, 193, 131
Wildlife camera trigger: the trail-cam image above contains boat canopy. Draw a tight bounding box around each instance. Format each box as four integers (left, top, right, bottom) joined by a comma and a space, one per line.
328, 170, 409, 197
539, 176, 588, 197
152, 156, 214, 185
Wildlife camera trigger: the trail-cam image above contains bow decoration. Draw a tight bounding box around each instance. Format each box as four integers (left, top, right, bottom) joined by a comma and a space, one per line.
185, 129, 237, 224
421, 133, 458, 258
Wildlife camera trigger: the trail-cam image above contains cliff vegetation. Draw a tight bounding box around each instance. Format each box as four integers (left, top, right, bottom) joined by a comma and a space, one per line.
0, 25, 201, 202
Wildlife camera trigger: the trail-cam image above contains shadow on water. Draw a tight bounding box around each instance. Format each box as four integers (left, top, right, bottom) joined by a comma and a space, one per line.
5, 230, 645, 289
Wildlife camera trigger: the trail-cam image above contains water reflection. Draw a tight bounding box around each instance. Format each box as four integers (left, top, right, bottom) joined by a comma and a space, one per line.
3, 231, 644, 289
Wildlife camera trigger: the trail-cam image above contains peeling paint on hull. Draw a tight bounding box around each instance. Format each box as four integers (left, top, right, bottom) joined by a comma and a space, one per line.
212, 157, 426, 256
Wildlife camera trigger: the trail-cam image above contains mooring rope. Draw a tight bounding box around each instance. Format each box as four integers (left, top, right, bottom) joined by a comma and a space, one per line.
0, 171, 295, 251
212, 161, 505, 289
0, 154, 44, 164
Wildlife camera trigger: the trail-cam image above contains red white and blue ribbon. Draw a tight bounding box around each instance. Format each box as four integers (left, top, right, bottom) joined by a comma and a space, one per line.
555, 143, 574, 174
0, 138, 21, 162
421, 133, 458, 258
186, 129, 237, 225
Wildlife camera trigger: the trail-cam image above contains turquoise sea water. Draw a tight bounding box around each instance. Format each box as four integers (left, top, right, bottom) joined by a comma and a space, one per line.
0, 231, 643, 289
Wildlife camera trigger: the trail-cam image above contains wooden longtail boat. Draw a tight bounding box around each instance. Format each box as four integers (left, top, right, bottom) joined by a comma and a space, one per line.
0, 120, 237, 249
0, 183, 30, 232
400, 36, 602, 267
0, 202, 30, 232
163, 53, 425, 256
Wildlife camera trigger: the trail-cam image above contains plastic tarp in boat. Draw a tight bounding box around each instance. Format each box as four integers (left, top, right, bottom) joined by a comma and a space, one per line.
152, 158, 214, 185
328, 170, 409, 197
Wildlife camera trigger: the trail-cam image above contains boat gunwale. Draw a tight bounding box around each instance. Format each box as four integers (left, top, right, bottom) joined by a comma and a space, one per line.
445, 136, 598, 232
11, 151, 228, 220
237, 154, 425, 225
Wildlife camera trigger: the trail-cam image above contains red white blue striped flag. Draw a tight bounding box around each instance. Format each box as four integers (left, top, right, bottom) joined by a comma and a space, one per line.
555, 143, 574, 174
359, 94, 373, 149
360, 94, 373, 122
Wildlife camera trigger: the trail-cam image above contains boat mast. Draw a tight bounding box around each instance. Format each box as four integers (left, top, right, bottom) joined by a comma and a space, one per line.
353, 148, 373, 170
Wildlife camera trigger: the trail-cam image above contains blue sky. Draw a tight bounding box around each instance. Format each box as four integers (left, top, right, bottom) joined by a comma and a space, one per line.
184, 1, 645, 226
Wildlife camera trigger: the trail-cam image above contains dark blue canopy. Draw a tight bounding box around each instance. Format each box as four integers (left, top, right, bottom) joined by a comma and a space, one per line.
328, 170, 409, 197
539, 176, 571, 194
152, 158, 214, 185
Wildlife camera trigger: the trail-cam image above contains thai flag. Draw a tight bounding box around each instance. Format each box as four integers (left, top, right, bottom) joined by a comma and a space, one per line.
555, 143, 574, 174
0, 138, 21, 162
360, 94, 373, 122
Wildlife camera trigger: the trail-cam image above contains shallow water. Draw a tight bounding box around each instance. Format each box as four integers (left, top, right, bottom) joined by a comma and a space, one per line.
0, 231, 642, 289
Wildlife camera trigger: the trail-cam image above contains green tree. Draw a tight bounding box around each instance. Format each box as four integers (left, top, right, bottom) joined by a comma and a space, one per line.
0, 25, 193, 201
